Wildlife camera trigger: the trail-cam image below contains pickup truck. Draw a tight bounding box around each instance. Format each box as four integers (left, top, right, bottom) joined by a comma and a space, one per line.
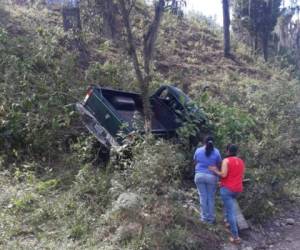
76, 85, 206, 147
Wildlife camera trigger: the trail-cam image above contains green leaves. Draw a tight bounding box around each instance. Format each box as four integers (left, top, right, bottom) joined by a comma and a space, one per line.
0, 13, 83, 165
0, 27, 7, 43
110, 136, 187, 193
202, 98, 256, 149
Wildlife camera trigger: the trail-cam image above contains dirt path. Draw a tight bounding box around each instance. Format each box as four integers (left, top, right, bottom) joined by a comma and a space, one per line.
222, 200, 300, 250
261, 203, 300, 250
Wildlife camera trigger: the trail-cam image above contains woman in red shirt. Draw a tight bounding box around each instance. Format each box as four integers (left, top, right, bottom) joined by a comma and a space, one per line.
209, 144, 245, 244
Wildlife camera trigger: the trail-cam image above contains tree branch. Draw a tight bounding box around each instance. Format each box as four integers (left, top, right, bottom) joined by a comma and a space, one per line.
143, 0, 165, 77
119, 0, 144, 85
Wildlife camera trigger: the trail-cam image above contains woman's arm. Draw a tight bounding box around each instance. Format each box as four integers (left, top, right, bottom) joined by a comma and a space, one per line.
193, 149, 198, 166
216, 150, 222, 170
209, 159, 228, 178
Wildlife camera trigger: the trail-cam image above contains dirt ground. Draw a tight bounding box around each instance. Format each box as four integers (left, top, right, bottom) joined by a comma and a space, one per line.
222, 199, 300, 250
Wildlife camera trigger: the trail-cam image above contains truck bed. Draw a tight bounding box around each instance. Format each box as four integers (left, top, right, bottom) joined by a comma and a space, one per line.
100, 88, 178, 133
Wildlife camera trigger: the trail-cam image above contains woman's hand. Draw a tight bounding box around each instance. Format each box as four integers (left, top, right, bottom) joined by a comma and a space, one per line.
209, 166, 218, 173
210, 159, 229, 178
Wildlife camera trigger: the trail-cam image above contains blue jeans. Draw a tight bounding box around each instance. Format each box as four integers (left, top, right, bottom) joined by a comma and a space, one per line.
194, 173, 218, 223
220, 187, 239, 238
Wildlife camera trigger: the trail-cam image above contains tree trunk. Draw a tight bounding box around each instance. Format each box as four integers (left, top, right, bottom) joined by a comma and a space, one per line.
119, 0, 144, 84
222, 0, 231, 57
103, 0, 116, 39
254, 34, 258, 52
119, 0, 165, 133
262, 33, 269, 61
142, 0, 165, 131
248, 0, 252, 17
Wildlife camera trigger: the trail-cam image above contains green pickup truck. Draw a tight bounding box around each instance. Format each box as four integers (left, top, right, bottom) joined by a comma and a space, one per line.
76, 85, 206, 147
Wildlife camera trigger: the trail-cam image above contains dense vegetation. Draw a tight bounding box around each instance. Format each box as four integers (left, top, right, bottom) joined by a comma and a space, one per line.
0, 1, 299, 249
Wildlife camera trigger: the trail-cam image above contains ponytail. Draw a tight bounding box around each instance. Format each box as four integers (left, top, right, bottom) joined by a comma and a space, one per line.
204, 136, 214, 157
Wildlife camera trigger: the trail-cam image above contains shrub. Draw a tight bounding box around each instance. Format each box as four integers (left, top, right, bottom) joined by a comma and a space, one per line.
0, 18, 82, 166
12, 193, 37, 212
111, 136, 188, 194
72, 165, 111, 212
36, 178, 59, 194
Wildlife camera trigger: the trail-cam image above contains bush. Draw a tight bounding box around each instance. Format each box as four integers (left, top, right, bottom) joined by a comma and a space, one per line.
111, 136, 188, 194
0, 18, 83, 166
72, 165, 112, 213
194, 71, 300, 220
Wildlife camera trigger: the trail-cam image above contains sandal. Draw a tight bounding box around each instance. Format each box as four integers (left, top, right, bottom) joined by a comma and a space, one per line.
224, 227, 231, 233
224, 221, 230, 228
229, 236, 241, 244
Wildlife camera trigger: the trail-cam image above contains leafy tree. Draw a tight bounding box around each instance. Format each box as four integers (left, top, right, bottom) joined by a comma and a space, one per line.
273, 1, 300, 69
275, 8, 294, 52
233, 0, 282, 61
118, 0, 185, 132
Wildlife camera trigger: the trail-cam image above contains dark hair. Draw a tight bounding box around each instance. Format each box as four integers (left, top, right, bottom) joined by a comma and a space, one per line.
226, 144, 238, 156
204, 136, 214, 157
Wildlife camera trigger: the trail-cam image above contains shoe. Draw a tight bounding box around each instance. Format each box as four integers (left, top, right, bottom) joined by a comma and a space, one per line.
207, 220, 216, 225
224, 227, 231, 233
229, 236, 241, 244
200, 218, 208, 223
200, 218, 216, 225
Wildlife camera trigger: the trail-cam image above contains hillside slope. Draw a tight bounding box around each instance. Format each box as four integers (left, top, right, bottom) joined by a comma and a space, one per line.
0, 3, 299, 249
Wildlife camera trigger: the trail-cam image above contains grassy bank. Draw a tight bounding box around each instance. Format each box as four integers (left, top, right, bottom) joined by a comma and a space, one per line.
0, 3, 299, 249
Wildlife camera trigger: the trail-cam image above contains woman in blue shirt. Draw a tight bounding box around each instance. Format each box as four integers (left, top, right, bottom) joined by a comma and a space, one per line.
194, 136, 222, 224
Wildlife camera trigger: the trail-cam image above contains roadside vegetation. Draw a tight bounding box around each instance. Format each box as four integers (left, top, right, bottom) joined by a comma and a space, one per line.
0, 1, 299, 249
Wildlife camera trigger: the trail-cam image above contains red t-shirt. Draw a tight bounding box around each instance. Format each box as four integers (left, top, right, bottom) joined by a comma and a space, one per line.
220, 156, 245, 193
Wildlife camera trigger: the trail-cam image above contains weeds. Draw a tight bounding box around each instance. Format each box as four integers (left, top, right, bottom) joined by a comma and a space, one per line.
0, 1, 299, 249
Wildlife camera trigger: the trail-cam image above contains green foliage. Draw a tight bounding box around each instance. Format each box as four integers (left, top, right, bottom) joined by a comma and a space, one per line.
68, 218, 89, 240
124, 198, 220, 250
240, 166, 286, 221
202, 97, 256, 150
175, 100, 208, 146
284, 176, 300, 199
69, 134, 99, 163
0, 10, 83, 166
162, 226, 201, 250
0, 162, 114, 247
36, 178, 59, 194
0, 2, 300, 249
176, 118, 202, 145
13, 163, 37, 182
111, 136, 187, 194
0, 27, 8, 42
194, 69, 300, 220
234, 0, 281, 35
233, 0, 282, 59
85, 58, 136, 91
12, 193, 37, 212
73, 165, 111, 212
